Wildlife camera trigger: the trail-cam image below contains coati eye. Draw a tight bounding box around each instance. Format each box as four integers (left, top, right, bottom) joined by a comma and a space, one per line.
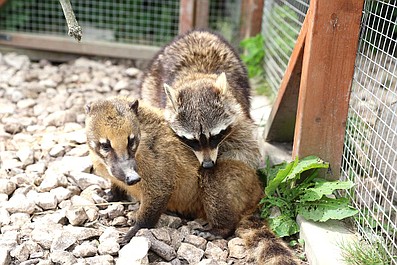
178, 136, 201, 151
99, 140, 112, 152
209, 127, 231, 148
128, 136, 135, 149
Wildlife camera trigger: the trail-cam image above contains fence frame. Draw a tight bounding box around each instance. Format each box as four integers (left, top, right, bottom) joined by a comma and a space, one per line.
264, 0, 364, 179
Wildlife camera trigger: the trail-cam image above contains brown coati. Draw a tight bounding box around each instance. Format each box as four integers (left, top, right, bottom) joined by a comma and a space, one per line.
140, 30, 260, 170
85, 97, 298, 264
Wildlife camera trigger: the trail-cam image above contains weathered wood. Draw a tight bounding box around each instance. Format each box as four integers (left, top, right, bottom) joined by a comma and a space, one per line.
179, 0, 195, 34
240, 0, 264, 39
195, 0, 209, 29
0, 32, 159, 60
264, 14, 308, 142
292, 0, 364, 179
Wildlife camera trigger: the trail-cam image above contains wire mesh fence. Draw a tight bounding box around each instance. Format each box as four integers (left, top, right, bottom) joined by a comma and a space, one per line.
0, 0, 241, 47
261, 0, 309, 95
341, 0, 397, 263
262, 0, 397, 262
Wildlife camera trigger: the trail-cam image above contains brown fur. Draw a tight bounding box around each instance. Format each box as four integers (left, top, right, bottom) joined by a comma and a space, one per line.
140, 30, 260, 169
85, 97, 298, 264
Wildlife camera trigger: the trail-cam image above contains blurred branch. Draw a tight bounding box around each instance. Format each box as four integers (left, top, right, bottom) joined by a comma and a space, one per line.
59, 0, 82, 42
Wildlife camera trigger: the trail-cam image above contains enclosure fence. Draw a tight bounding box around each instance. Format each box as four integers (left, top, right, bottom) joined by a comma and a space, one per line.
262, 0, 397, 263
340, 0, 397, 263
261, 0, 309, 94
0, 0, 241, 48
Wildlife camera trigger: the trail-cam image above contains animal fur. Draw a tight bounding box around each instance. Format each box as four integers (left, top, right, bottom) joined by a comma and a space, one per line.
85, 97, 298, 264
140, 30, 260, 169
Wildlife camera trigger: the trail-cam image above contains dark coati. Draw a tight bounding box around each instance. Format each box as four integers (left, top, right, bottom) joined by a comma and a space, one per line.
140, 30, 260, 170
85, 97, 298, 264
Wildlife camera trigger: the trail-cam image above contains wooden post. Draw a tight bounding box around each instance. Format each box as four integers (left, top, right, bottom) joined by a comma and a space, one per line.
240, 0, 264, 39
292, 0, 364, 179
264, 15, 308, 142
179, 0, 195, 34
194, 0, 209, 29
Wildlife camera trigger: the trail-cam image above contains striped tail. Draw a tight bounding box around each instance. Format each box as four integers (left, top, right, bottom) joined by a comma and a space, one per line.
236, 215, 300, 265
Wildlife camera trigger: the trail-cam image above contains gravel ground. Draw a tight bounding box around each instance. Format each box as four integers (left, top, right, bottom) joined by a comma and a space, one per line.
0, 52, 305, 265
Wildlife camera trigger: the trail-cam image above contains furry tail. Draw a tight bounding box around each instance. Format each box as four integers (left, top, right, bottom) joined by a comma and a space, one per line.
236, 215, 300, 265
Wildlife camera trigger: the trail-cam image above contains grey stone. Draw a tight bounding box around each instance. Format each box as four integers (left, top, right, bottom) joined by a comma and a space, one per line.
117, 236, 150, 265
184, 235, 207, 250
51, 231, 77, 252
125, 67, 141, 77
63, 226, 103, 241
227, 238, 246, 259
84, 254, 114, 265
0, 179, 16, 195
17, 98, 36, 109
65, 206, 88, 226
16, 147, 34, 167
111, 216, 127, 226
33, 191, 58, 210
99, 227, 120, 243
98, 241, 120, 256
9, 213, 30, 228
70, 195, 98, 222
50, 250, 77, 265
49, 144, 65, 157
152, 228, 172, 245
38, 170, 68, 192
0, 208, 10, 226
4, 194, 36, 214
64, 129, 86, 144
177, 243, 204, 264
31, 223, 63, 250
137, 229, 176, 261
100, 203, 125, 219
0, 248, 11, 265
204, 242, 228, 262
4, 53, 30, 70
50, 187, 72, 203
72, 241, 97, 258
25, 162, 46, 174
69, 171, 109, 190
156, 214, 182, 229
10, 240, 41, 262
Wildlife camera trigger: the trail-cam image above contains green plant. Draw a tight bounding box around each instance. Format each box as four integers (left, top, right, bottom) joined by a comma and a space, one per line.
240, 34, 265, 78
339, 240, 392, 265
259, 156, 359, 237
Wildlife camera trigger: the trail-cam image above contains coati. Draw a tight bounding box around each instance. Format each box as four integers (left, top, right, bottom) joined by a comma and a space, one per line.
85, 97, 298, 264
140, 30, 260, 169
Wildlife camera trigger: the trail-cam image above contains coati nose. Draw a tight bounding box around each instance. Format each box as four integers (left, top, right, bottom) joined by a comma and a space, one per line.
125, 173, 141, 186
202, 160, 215, 168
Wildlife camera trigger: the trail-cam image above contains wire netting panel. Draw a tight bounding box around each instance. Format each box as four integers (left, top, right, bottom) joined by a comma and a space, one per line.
341, 0, 397, 263
261, 0, 309, 94
0, 0, 242, 47
0, 0, 180, 46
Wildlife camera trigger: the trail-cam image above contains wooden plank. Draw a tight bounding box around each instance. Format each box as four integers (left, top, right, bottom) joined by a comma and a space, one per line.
263, 13, 309, 142
179, 0, 195, 34
240, 0, 264, 39
292, 0, 364, 179
0, 32, 160, 60
195, 0, 209, 29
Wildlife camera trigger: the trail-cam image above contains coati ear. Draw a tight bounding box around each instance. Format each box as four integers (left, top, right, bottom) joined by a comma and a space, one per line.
215, 72, 229, 95
84, 104, 91, 114
129, 100, 139, 114
164, 83, 178, 111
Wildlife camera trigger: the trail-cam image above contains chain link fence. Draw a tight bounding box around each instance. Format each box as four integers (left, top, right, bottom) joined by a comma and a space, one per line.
262, 0, 397, 262
0, 0, 241, 47
341, 0, 397, 263
261, 0, 309, 94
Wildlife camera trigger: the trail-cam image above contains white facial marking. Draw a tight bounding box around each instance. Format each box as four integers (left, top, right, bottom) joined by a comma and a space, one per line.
210, 123, 230, 136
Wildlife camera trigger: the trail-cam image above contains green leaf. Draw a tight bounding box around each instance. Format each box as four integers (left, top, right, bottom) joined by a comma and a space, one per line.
265, 158, 298, 196
297, 197, 358, 222
300, 180, 355, 202
283, 156, 329, 183
267, 214, 300, 237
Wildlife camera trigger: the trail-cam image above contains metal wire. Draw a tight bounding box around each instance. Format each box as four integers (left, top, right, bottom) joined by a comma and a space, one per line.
341, 0, 397, 263
261, 0, 309, 94
0, 0, 241, 47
